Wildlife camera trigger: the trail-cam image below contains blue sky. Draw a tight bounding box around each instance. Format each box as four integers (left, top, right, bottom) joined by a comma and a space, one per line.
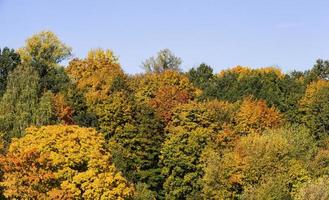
0, 0, 328, 74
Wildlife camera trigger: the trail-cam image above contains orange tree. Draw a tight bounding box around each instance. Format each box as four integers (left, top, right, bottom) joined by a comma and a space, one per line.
235, 96, 283, 134
0, 125, 134, 199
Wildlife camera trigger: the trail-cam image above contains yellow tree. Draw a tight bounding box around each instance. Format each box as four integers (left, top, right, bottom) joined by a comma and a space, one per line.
66, 48, 125, 105
0, 125, 134, 199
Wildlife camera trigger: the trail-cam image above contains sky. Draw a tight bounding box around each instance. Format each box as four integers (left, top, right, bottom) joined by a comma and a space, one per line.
0, 0, 329, 74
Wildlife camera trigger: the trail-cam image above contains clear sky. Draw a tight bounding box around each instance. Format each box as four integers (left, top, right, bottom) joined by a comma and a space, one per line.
0, 0, 328, 74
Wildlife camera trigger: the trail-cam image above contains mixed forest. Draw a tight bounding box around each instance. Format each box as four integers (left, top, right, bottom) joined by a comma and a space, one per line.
0, 31, 328, 200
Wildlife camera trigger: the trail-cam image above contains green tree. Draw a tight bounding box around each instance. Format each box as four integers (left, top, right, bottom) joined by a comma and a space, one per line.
18, 31, 72, 92
160, 101, 234, 199
95, 91, 165, 195
187, 63, 214, 91
142, 49, 182, 73
0, 65, 41, 140
299, 80, 329, 140
0, 47, 20, 95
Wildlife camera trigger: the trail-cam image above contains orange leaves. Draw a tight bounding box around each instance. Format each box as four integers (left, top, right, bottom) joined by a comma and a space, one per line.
149, 86, 192, 123
0, 148, 57, 199
52, 93, 74, 125
236, 97, 282, 134
0, 125, 134, 199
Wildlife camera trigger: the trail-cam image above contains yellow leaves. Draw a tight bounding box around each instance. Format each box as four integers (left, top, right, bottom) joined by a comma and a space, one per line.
300, 79, 329, 107
236, 97, 282, 134
87, 48, 119, 64
218, 65, 284, 79
0, 125, 134, 199
218, 65, 252, 77
66, 48, 125, 105
131, 70, 198, 103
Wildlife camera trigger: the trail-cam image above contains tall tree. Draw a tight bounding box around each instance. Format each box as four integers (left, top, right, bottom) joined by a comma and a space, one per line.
142, 49, 182, 73
0, 47, 20, 95
0, 65, 42, 140
187, 63, 214, 90
160, 101, 234, 199
18, 31, 72, 92
95, 91, 165, 196
66, 48, 125, 106
299, 80, 329, 140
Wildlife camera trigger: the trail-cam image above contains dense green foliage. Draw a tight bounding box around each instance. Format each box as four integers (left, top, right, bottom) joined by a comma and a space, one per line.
0, 31, 328, 199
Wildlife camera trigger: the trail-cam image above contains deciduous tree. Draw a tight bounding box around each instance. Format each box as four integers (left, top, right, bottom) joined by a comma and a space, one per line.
0, 125, 134, 199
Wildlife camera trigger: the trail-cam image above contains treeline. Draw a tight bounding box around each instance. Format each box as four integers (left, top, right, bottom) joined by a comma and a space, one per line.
0, 31, 328, 199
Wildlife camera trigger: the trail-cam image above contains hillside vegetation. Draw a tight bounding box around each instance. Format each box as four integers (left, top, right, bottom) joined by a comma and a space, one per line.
0, 31, 328, 199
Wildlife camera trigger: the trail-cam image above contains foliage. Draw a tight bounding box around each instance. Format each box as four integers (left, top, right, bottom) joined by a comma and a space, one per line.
0, 65, 46, 140
149, 85, 192, 123
294, 176, 329, 200
142, 49, 182, 73
160, 101, 234, 199
1, 31, 329, 199
299, 80, 329, 139
66, 48, 125, 105
0, 125, 134, 199
187, 63, 214, 90
201, 65, 304, 122
18, 30, 71, 68
202, 126, 315, 199
0, 47, 20, 95
95, 91, 165, 194
235, 97, 282, 134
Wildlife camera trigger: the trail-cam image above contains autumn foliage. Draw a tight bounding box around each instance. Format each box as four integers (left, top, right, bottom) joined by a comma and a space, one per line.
0, 125, 134, 199
0, 31, 328, 199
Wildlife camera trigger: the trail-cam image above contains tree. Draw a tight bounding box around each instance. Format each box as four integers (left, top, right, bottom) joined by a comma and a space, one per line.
0, 65, 41, 140
18, 31, 71, 69
149, 85, 192, 123
142, 49, 182, 73
66, 48, 125, 106
299, 80, 329, 139
160, 101, 234, 199
187, 63, 214, 91
202, 126, 315, 199
0, 125, 134, 199
95, 91, 165, 195
161, 127, 211, 199
235, 97, 282, 134
0, 47, 20, 95
201, 66, 304, 121
305, 59, 329, 83
131, 70, 199, 106
18, 31, 72, 92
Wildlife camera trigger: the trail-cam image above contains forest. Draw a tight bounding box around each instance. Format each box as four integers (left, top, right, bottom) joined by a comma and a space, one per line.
0, 31, 328, 200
